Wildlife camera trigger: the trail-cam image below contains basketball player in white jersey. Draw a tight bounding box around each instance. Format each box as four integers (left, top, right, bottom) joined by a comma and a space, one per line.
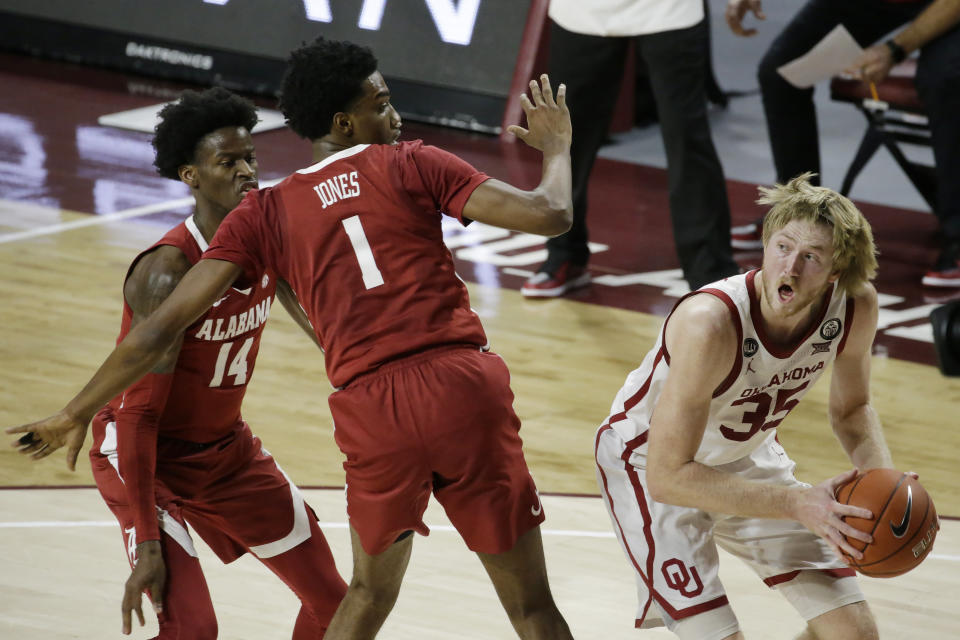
595, 173, 891, 639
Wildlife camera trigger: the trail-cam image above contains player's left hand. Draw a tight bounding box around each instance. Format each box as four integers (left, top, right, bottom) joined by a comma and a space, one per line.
5, 410, 89, 471
792, 469, 874, 562
507, 74, 571, 155
845, 44, 895, 85
122, 540, 166, 635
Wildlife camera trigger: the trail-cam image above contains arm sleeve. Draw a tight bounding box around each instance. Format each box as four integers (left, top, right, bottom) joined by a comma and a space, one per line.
115, 372, 175, 543
204, 193, 271, 286
403, 143, 490, 224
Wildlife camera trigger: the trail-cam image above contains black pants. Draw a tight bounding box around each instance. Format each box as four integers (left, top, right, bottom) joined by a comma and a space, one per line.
759, 0, 960, 242
545, 19, 739, 290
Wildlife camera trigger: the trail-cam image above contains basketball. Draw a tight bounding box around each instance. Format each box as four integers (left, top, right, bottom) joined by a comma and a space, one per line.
835, 468, 939, 577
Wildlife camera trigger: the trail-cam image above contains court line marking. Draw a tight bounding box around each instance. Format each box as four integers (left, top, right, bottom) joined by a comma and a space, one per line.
1, 519, 958, 562
0, 179, 282, 245
0, 520, 613, 538
0, 197, 193, 245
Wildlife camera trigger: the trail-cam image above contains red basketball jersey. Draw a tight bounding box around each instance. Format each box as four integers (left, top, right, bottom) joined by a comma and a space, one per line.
95, 216, 276, 442
205, 141, 490, 388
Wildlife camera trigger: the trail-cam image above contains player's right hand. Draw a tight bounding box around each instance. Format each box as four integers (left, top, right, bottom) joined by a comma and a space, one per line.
5, 410, 89, 471
507, 74, 572, 155
122, 540, 166, 635
725, 0, 765, 37
791, 469, 874, 562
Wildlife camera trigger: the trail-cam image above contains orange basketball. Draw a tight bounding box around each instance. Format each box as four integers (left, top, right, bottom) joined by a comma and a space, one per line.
835, 468, 939, 577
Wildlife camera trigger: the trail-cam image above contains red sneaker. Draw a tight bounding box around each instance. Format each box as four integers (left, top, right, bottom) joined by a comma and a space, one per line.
521, 262, 591, 298
731, 220, 763, 251
922, 262, 960, 288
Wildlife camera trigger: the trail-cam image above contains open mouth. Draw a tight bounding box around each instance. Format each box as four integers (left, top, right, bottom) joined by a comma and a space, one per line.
238, 181, 258, 194
778, 283, 795, 303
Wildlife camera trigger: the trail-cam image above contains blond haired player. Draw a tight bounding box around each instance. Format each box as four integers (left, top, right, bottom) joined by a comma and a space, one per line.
596, 174, 891, 639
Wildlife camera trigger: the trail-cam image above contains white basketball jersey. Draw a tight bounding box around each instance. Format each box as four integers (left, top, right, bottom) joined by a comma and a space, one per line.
603, 270, 853, 466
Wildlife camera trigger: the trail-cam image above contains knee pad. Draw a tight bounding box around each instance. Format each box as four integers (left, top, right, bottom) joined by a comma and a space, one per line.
776, 571, 865, 621
659, 603, 740, 640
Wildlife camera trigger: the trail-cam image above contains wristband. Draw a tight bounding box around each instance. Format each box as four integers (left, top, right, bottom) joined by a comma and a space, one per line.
885, 39, 907, 64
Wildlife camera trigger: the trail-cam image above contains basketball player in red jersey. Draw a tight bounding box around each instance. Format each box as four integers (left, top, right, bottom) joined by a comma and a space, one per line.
61, 88, 346, 638
595, 175, 900, 639
9, 39, 574, 639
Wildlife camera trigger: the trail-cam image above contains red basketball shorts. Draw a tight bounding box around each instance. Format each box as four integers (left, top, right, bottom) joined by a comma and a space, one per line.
90, 419, 316, 563
328, 346, 544, 555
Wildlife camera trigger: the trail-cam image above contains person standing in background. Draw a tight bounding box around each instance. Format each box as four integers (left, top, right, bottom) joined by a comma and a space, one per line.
522, 0, 740, 297
727, 0, 960, 288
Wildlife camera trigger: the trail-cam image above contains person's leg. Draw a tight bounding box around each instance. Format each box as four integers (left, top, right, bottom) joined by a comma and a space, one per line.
758, 0, 921, 184
542, 22, 628, 270
715, 440, 871, 640
915, 24, 960, 280
409, 350, 570, 637
323, 527, 414, 640
594, 425, 734, 634
91, 424, 218, 640
161, 426, 348, 638
475, 526, 572, 639
152, 529, 219, 640
640, 19, 739, 289
775, 571, 876, 640
257, 515, 348, 639
794, 602, 878, 640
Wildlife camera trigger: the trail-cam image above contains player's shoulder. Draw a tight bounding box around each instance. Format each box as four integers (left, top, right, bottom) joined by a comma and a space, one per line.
846, 280, 878, 309
672, 291, 738, 335
396, 139, 454, 161
845, 280, 879, 329
125, 244, 192, 311
131, 244, 191, 283
665, 292, 739, 373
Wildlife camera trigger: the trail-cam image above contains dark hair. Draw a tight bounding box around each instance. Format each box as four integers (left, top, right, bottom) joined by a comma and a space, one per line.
152, 87, 259, 180
279, 37, 378, 140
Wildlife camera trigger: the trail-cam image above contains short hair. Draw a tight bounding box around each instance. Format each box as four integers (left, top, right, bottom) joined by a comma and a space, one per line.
152, 87, 259, 180
759, 172, 878, 295
279, 37, 379, 140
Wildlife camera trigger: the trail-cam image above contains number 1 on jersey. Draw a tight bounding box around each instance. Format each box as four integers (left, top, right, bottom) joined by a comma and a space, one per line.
342, 215, 384, 289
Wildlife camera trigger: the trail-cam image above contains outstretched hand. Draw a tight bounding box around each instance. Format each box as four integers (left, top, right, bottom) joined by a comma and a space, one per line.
507, 74, 572, 155
122, 540, 167, 635
6, 410, 88, 471
791, 469, 874, 562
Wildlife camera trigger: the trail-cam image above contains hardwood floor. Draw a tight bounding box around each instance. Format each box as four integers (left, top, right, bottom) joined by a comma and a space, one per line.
1, 50, 958, 638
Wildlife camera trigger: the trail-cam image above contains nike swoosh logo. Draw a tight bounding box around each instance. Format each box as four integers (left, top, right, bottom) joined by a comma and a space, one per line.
890, 485, 912, 538
211, 295, 229, 307
531, 491, 542, 517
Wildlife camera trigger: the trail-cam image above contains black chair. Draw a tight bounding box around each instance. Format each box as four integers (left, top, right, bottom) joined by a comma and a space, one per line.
829, 60, 936, 210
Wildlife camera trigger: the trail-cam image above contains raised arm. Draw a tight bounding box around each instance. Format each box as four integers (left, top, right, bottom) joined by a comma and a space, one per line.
7, 258, 242, 469
646, 293, 873, 560
460, 75, 572, 237
828, 284, 892, 469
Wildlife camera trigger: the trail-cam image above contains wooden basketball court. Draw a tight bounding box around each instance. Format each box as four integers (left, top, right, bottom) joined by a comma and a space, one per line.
1, 52, 958, 638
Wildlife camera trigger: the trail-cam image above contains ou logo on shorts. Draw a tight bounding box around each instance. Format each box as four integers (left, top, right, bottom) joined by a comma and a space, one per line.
662, 558, 703, 598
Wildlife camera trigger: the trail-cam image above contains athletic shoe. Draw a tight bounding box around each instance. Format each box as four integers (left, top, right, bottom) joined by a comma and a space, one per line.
923, 243, 960, 287
731, 219, 763, 250
922, 262, 960, 287
520, 262, 591, 298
